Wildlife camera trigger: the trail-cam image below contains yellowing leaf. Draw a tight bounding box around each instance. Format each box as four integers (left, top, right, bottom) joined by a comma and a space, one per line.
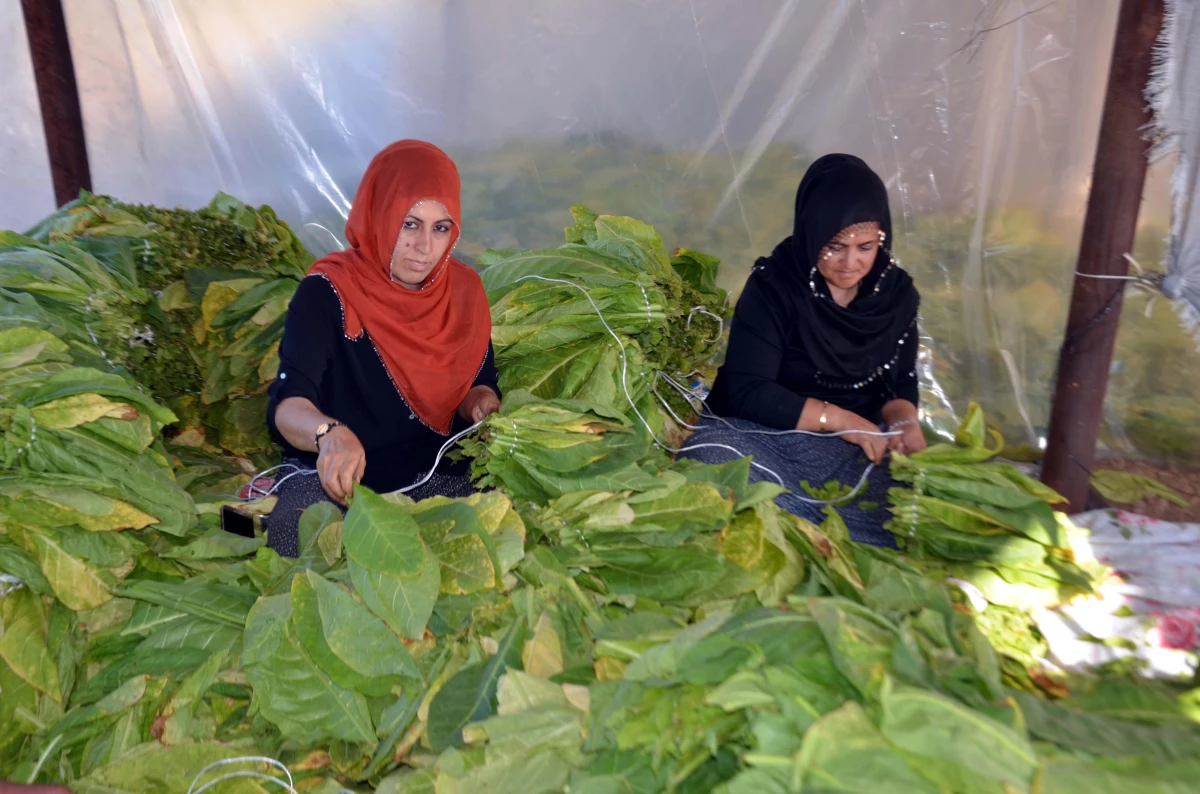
201, 279, 263, 332
31, 393, 129, 429
21, 526, 113, 610
0, 586, 61, 702
521, 612, 564, 679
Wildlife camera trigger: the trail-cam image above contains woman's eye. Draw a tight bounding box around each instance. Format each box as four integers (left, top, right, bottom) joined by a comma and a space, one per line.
403, 221, 418, 230
435, 224, 450, 233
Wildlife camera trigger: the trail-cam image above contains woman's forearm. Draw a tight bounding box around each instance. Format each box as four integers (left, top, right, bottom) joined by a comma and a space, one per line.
274, 397, 338, 452
795, 397, 826, 431
881, 398, 918, 427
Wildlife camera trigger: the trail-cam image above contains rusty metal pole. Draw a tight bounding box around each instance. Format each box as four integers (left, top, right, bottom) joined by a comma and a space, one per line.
21, 0, 92, 206
1042, 0, 1164, 510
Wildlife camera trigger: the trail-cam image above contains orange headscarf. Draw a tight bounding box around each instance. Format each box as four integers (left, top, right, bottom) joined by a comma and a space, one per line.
309, 140, 491, 434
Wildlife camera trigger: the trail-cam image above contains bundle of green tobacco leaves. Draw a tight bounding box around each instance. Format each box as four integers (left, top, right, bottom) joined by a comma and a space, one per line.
0, 326, 197, 618
20, 192, 313, 456
0, 231, 149, 373
479, 206, 729, 429
884, 404, 1100, 612
459, 390, 665, 503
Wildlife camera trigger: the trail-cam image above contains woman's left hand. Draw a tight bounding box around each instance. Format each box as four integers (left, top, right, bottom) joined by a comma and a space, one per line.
459, 386, 501, 423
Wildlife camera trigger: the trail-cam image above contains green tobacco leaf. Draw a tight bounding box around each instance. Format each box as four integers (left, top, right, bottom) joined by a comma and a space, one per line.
0, 537, 52, 595
343, 486, 425, 576
242, 594, 377, 746
880, 677, 1036, 791
1015, 691, 1200, 763
73, 740, 272, 794
410, 501, 505, 593
0, 586, 60, 702
593, 546, 725, 602
1091, 469, 1190, 508
793, 702, 940, 793
117, 579, 255, 627
20, 525, 113, 610
292, 570, 420, 694
809, 598, 897, 698
426, 615, 527, 751
954, 403, 988, 448
351, 553, 441, 641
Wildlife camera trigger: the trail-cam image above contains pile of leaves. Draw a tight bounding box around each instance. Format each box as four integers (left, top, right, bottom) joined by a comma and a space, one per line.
19, 192, 313, 456
0, 326, 199, 612
3, 192, 1198, 793
480, 205, 729, 432
885, 404, 1100, 613
5, 443, 1198, 793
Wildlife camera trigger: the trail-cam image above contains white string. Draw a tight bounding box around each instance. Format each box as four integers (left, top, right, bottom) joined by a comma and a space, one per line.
0, 574, 23, 597
1074, 253, 1162, 290
243, 463, 316, 499
685, 306, 725, 343
391, 419, 484, 494
188, 757, 296, 794
242, 421, 484, 501
659, 370, 901, 440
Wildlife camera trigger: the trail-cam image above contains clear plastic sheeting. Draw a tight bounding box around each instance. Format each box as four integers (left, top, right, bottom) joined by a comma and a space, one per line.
0, 2, 55, 233
1151, 0, 1200, 345
2, 0, 1197, 462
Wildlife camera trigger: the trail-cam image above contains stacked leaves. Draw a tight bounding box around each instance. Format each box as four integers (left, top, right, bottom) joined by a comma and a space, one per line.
22, 192, 313, 456
460, 390, 664, 504
884, 404, 1098, 612
480, 205, 729, 428
0, 326, 197, 616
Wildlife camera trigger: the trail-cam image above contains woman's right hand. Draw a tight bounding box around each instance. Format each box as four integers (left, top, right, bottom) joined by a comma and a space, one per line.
317, 426, 366, 505
829, 405, 888, 465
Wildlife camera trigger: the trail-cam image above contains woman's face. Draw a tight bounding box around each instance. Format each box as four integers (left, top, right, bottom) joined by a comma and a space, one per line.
817, 221, 881, 292
390, 200, 455, 289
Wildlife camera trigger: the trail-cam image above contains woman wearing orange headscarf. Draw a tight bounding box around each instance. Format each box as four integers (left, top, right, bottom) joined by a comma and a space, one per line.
264, 141, 499, 556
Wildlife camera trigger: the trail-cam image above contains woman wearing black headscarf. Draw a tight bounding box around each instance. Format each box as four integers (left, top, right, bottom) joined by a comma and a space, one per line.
682, 154, 924, 545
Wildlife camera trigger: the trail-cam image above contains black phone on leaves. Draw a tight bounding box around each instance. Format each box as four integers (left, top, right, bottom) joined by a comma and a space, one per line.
220, 505, 257, 538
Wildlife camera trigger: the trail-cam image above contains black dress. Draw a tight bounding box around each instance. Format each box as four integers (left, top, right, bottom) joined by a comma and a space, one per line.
262, 274, 500, 556
706, 266, 919, 427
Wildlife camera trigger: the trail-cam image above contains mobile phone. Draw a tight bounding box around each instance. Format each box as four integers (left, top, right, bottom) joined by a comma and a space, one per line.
220, 505, 257, 538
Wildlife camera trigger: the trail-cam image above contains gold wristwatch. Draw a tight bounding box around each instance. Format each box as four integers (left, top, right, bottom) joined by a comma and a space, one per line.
314, 421, 344, 451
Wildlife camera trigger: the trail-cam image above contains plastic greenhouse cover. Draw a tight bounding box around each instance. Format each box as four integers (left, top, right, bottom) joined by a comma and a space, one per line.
0, 0, 1197, 465
1152, 1, 1200, 353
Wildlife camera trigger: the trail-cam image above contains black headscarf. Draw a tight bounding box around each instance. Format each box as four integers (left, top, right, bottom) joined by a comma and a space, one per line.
755, 153, 919, 383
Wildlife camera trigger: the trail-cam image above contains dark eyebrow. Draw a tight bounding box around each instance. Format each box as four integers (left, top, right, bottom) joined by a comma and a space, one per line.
405, 214, 455, 225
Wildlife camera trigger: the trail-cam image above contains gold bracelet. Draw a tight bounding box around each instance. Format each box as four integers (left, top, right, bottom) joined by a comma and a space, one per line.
819, 401, 829, 432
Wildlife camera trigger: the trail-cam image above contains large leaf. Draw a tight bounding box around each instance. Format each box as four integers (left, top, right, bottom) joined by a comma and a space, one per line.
409, 501, 504, 594
19, 525, 113, 610
593, 546, 725, 602
808, 598, 897, 698
350, 554, 441, 641
0, 586, 60, 702
343, 486, 425, 576
1015, 691, 1200, 763
117, 579, 255, 627
880, 678, 1036, 791
291, 570, 420, 695
426, 615, 527, 751
792, 703, 941, 793
73, 740, 271, 794
242, 594, 377, 746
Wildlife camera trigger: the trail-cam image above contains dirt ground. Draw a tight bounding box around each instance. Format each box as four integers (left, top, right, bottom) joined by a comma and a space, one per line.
1092, 459, 1200, 523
